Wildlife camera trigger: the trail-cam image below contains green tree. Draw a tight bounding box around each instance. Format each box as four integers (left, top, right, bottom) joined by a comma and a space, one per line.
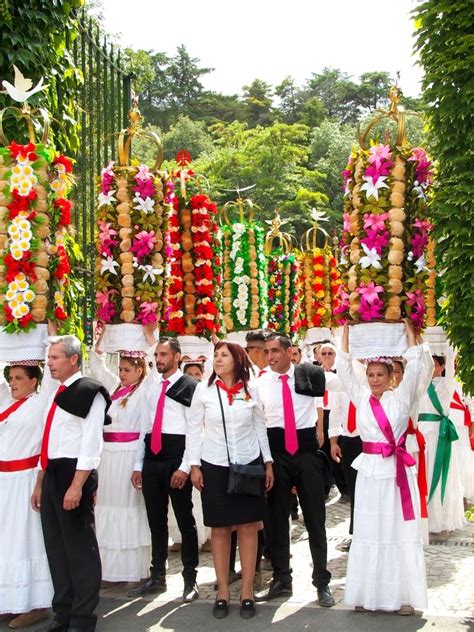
194, 121, 327, 236
275, 76, 305, 124
242, 79, 274, 127
162, 115, 213, 161
306, 67, 360, 124
356, 71, 392, 111
309, 120, 356, 223
0, 0, 85, 153
414, 0, 474, 393
122, 48, 155, 94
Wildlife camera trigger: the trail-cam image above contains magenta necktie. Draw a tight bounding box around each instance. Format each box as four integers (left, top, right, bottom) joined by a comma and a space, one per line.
280, 374, 298, 455
150, 379, 170, 454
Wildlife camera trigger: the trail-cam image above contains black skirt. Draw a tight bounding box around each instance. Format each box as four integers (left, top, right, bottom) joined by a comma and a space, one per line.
201, 459, 266, 528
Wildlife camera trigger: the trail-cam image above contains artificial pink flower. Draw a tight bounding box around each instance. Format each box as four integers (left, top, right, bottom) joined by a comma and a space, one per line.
410, 231, 429, 258
130, 230, 156, 261
361, 228, 390, 254
135, 165, 152, 182
363, 212, 388, 231
343, 212, 351, 232
365, 160, 393, 183
356, 281, 384, 304
359, 296, 384, 321
413, 218, 433, 232
133, 178, 155, 198
367, 144, 392, 169
136, 301, 158, 325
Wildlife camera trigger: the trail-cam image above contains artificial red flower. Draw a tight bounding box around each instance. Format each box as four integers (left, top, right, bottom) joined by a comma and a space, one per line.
8, 142, 37, 162
19, 313, 33, 327
4, 305, 14, 322
53, 246, 71, 279
53, 154, 73, 173
55, 306, 68, 320
4, 252, 37, 282
194, 245, 213, 260
7, 189, 37, 218
54, 198, 72, 226
313, 255, 324, 265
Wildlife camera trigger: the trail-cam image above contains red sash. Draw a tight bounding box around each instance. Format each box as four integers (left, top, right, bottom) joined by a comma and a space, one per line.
0, 398, 28, 422
0, 454, 40, 472
450, 391, 472, 427
407, 417, 428, 518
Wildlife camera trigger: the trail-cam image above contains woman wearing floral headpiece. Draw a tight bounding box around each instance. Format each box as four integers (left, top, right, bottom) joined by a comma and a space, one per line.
0, 321, 57, 629
336, 321, 427, 615
89, 324, 156, 584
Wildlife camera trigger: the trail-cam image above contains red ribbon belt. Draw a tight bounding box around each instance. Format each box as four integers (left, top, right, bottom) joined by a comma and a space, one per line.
407, 417, 428, 518
103, 432, 140, 442
0, 454, 40, 472
0, 397, 28, 422
450, 391, 472, 427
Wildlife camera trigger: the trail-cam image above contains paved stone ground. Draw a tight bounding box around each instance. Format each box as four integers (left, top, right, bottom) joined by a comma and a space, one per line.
93, 489, 473, 631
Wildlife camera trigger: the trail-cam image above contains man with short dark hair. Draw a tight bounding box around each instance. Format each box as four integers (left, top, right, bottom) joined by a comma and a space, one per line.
32, 336, 111, 632
255, 334, 334, 607
130, 338, 199, 603
245, 330, 269, 375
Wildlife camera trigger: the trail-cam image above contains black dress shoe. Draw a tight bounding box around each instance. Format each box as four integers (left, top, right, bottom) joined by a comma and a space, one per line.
240, 599, 256, 619
212, 599, 229, 619
255, 580, 292, 602
317, 585, 335, 608
183, 582, 199, 603
36, 620, 69, 632
127, 576, 166, 597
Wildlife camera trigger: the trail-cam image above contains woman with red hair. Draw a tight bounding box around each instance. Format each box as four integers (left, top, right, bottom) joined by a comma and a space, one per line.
187, 341, 274, 620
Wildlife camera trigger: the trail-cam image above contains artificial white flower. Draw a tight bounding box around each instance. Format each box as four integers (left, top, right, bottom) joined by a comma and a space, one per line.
100, 255, 120, 275
360, 175, 389, 200
97, 190, 117, 208
133, 195, 155, 214
233, 223, 246, 237
140, 264, 163, 283
359, 243, 382, 269
414, 255, 427, 273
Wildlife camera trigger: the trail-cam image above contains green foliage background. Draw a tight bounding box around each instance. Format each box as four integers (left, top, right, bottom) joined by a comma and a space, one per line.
414, 0, 474, 393
0, 0, 84, 154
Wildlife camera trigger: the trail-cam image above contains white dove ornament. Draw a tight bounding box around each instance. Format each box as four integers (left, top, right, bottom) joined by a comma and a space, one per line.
1, 65, 48, 103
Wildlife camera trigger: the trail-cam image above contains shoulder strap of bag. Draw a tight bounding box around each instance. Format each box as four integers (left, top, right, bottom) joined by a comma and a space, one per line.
216, 384, 231, 465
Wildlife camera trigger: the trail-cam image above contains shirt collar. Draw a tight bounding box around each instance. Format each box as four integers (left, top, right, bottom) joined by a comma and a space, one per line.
63, 371, 82, 387
160, 368, 182, 386
272, 363, 294, 380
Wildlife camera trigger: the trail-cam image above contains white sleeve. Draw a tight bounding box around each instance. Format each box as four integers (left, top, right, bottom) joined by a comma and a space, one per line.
185, 383, 206, 466
396, 345, 425, 413
328, 392, 343, 438
335, 349, 366, 409
251, 389, 273, 463
88, 350, 120, 393
76, 393, 106, 470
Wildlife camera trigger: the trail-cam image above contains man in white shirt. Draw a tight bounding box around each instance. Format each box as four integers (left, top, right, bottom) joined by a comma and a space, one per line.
245, 330, 270, 376
130, 338, 199, 603
31, 336, 110, 632
255, 333, 334, 607
319, 343, 349, 500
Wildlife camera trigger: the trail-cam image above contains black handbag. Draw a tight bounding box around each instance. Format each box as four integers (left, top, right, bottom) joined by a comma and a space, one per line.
216, 385, 265, 497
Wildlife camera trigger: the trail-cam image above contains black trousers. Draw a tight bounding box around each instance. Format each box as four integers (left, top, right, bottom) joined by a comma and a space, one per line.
266, 431, 331, 588
40, 458, 101, 632
142, 450, 198, 584
322, 410, 348, 495
339, 435, 363, 535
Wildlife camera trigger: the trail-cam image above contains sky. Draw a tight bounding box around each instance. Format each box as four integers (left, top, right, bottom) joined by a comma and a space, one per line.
99, 0, 423, 98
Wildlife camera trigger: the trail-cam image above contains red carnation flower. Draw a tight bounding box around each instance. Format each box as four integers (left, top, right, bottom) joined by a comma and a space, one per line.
55, 306, 68, 320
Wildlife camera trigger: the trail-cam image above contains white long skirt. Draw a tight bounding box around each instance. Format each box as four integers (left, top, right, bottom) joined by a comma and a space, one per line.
169, 487, 210, 546
0, 469, 53, 614
454, 424, 474, 500
419, 423, 466, 533
345, 468, 427, 611
95, 443, 151, 582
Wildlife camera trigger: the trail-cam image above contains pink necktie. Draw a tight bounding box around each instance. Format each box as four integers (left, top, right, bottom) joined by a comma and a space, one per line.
150, 379, 170, 454
280, 374, 298, 455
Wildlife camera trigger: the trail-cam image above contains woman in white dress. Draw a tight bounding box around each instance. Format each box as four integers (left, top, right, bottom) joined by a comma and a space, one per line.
417, 356, 465, 535
336, 322, 427, 615
89, 326, 153, 583
0, 358, 56, 629
450, 384, 474, 503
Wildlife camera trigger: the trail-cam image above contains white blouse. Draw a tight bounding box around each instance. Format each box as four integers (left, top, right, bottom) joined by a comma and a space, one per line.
335, 345, 424, 479
89, 350, 145, 440
0, 367, 57, 464
186, 381, 273, 467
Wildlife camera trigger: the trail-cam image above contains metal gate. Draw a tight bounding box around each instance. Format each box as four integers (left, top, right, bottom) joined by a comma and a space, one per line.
70, 10, 132, 344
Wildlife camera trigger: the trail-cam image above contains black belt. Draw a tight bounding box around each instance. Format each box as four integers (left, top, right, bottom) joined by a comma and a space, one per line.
144, 433, 185, 460
267, 427, 318, 454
